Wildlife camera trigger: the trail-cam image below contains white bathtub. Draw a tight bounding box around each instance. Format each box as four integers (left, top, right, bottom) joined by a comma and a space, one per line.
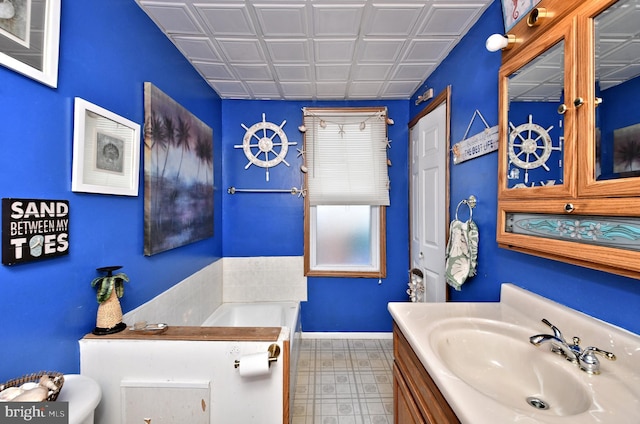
203, 302, 297, 327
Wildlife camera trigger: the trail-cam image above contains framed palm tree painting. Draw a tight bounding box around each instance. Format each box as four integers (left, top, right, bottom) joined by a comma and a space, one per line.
143, 82, 214, 256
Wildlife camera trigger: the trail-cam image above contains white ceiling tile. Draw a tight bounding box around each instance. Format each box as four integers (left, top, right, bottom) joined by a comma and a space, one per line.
194, 62, 235, 79
253, 4, 308, 37
194, 4, 256, 36
207, 80, 250, 97
352, 64, 393, 80
600, 64, 640, 90
280, 82, 314, 97
273, 65, 312, 81
216, 39, 266, 62
264, 39, 310, 63
382, 80, 421, 98
173, 36, 222, 62
316, 64, 351, 81
316, 82, 348, 98
246, 81, 281, 98
601, 41, 640, 63
312, 4, 365, 37
348, 81, 384, 97
392, 63, 436, 80
402, 38, 454, 62
419, 4, 486, 36
234, 64, 274, 80
357, 39, 405, 62
138, 2, 204, 34
363, 3, 425, 36
314, 40, 357, 63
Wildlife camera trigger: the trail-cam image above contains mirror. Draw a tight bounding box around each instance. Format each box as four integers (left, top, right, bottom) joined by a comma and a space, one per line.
594, 0, 640, 180
506, 40, 565, 189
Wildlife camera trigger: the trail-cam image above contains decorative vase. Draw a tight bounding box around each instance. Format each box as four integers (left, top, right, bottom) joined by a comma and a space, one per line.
91, 265, 128, 335
93, 284, 127, 335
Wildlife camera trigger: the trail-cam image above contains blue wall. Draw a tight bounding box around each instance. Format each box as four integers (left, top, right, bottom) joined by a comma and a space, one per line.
0, 1, 222, 382
222, 100, 410, 332
3, 0, 639, 385
409, 0, 640, 333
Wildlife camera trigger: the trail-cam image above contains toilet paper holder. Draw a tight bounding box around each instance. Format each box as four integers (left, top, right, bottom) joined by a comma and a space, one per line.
234, 343, 281, 369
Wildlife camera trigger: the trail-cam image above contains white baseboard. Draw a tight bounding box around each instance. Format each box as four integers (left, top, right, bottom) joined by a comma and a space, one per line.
301, 332, 392, 340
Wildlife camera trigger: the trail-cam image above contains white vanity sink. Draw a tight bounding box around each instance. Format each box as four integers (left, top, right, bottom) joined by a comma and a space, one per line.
388, 284, 640, 423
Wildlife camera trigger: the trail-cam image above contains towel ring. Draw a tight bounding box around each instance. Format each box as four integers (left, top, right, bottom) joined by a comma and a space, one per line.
455, 195, 476, 221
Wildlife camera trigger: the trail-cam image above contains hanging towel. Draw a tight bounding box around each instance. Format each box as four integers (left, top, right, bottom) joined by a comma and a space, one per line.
445, 218, 479, 291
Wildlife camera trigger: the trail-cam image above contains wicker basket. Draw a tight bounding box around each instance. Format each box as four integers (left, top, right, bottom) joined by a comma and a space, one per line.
0, 371, 64, 401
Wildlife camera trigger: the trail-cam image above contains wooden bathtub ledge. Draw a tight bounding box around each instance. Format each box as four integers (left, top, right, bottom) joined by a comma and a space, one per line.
83, 326, 282, 341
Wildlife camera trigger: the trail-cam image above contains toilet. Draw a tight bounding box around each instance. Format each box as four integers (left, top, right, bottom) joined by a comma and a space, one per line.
56, 374, 101, 424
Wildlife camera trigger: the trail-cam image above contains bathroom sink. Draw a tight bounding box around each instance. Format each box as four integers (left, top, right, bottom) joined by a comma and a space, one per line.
388, 284, 640, 423
429, 318, 592, 416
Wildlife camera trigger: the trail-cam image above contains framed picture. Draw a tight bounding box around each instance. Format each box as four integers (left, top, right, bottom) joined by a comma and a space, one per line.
501, 0, 541, 32
613, 123, 640, 177
143, 82, 214, 255
72, 97, 141, 196
0, 0, 61, 87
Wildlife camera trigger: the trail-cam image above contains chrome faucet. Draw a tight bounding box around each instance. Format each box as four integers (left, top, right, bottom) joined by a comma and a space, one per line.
529, 318, 616, 375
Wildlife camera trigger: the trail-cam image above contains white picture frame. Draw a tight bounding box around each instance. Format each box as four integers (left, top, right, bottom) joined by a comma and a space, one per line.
0, 0, 61, 87
72, 98, 141, 196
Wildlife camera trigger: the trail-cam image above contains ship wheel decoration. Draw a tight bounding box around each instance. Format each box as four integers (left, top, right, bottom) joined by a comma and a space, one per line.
508, 114, 561, 185
235, 113, 297, 181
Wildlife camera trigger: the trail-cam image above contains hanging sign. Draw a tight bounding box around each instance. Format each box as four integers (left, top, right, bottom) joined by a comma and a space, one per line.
452, 110, 499, 164
2, 198, 70, 265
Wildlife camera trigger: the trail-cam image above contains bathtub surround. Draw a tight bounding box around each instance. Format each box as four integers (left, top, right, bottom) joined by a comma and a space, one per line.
122, 256, 306, 327
123, 260, 223, 327
81, 326, 291, 424
223, 256, 307, 303
82, 300, 301, 423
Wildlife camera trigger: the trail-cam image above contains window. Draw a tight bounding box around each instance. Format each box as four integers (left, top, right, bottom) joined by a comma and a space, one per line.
303, 108, 390, 277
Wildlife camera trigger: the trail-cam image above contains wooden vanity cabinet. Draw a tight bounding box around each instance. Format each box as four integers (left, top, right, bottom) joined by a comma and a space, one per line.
497, 0, 640, 279
393, 323, 460, 424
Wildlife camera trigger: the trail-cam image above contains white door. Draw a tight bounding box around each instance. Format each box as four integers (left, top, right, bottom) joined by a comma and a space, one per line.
410, 102, 447, 302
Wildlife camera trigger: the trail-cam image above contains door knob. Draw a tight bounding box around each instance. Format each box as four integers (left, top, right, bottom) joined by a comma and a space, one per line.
557, 104, 567, 114
574, 97, 584, 108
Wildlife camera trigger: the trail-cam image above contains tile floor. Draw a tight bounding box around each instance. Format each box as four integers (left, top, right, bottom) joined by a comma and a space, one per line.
292, 338, 395, 424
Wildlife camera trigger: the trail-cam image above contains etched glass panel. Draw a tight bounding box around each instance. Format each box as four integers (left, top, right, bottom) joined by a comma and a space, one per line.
506, 213, 640, 251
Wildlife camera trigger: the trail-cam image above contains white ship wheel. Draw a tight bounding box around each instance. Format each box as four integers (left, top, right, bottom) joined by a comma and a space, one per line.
235, 113, 297, 181
508, 114, 560, 184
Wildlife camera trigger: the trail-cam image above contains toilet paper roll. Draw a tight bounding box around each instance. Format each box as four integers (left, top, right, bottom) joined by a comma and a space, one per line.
238, 351, 270, 377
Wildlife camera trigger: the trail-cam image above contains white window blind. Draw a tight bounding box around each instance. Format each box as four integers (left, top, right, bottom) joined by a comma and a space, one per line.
304, 108, 390, 206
